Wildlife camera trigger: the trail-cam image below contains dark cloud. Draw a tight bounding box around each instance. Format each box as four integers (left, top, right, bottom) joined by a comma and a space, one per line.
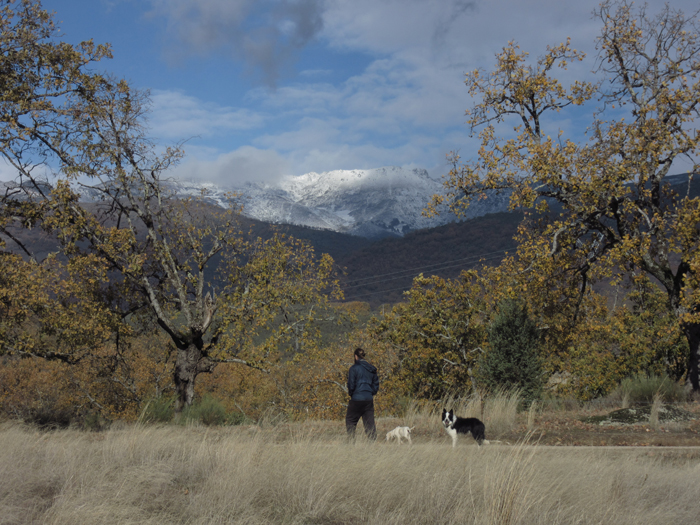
283, 0, 324, 47
431, 0, 477, 50
148, 0, 325, 86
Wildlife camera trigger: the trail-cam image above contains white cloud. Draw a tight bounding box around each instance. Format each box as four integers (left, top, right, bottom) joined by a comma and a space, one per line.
171, 146, 291, 185
142, 0, 699, 180
148, 90, 266, 140
0, 159, 20, 182
322, 0, 600, 62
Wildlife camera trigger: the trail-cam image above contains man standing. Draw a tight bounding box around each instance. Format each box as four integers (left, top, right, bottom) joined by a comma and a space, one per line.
346, 347, 379, 440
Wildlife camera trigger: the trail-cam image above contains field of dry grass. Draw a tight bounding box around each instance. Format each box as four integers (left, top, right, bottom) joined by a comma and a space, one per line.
2, 397, 700, 525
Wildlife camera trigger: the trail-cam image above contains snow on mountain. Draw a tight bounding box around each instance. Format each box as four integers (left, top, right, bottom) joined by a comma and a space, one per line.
171, 166, 515, 238
18, 169, 700, 240
77, 166, 512, 239
236, 166, 454, 238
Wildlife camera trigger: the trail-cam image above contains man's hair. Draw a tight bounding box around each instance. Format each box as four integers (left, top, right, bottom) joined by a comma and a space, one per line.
354, 348, 366, 359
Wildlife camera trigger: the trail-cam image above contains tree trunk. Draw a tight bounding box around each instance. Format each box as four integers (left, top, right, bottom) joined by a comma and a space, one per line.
682, 320, 700, 393
173, 340, 207, 412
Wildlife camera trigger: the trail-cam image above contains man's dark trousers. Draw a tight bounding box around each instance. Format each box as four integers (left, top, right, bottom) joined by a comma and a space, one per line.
345, 399, 376, 439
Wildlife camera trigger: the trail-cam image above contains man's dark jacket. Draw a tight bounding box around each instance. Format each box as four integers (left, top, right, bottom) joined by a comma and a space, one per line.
347, 359, 379, 401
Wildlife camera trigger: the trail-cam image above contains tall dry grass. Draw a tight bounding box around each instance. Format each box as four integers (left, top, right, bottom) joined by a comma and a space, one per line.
649, 393, 663, 429
526, 401, 538, 431
2, 420, 699, 525
398, 390, 520, 441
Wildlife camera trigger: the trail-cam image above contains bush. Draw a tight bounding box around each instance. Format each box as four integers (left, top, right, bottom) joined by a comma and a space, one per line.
479, 299, 543, 406
226, 411, 248, 426
26, 407, 73, 430
79, 411, 110, 432
614, 374, 687, 405
539, 395, 580, 412
180, 395, 228, 426
140, 395, 246, 426
140, 396, 175, 423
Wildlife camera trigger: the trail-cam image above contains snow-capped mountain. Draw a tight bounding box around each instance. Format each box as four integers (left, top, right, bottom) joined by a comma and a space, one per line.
238, 167, 451, 238
172, 166, 512, 238
10, 169, 698, 240
69, 166, 512, 239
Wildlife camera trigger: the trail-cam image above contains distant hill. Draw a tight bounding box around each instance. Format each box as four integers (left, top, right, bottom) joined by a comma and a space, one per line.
245, 212, 523, 307
5, 171, 696, 308
0, 204, 372, 270
0, 200, 520, 308
335, 212, 523, 306
237, 217, 373, 261
236, 212, 523, 307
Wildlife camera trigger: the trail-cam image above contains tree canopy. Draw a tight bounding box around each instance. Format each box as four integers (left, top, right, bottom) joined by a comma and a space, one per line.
0, 0, 341, 413
431, 0, 700, 391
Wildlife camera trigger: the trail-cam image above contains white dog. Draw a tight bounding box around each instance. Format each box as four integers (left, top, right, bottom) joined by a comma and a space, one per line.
385, 426, 415, 444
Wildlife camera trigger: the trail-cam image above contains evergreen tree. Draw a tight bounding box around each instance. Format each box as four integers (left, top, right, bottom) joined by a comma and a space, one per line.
480, 299, 543, 404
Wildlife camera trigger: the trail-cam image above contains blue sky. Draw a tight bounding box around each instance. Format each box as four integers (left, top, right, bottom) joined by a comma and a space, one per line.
37, 0, 698, 186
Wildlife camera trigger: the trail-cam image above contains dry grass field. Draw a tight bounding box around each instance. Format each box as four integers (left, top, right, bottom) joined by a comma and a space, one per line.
2, 398, 700, 524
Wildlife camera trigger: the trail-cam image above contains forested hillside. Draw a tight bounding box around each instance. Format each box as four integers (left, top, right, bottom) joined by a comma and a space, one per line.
0, 197, 518, 308
336, 212, 523, 306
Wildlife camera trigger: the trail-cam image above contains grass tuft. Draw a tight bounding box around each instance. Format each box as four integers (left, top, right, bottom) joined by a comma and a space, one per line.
484, 389, 520, 438
615, 374, 687, 405
140, 395, 175, 424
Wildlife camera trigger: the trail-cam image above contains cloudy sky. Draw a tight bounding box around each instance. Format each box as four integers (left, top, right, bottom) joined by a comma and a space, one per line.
40, 0, 698, 186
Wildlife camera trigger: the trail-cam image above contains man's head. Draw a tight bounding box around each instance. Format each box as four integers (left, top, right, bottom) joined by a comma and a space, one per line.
354, 348, 366, 361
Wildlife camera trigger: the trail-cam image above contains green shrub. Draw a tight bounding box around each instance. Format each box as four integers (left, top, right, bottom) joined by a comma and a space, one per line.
615, 374, 687, 405
479, 299, 543, 406
226, 411, 249, 426
180, 395, 228, 426
141, 396, 175, 423
80, 411, 110, 432
141, 395, 245, 426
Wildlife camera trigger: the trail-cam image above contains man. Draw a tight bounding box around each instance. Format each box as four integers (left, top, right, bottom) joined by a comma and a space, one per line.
346, 347, 379, 440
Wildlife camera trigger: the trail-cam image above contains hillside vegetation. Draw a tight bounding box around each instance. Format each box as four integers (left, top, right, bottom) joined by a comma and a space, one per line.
337, 212, 522, 306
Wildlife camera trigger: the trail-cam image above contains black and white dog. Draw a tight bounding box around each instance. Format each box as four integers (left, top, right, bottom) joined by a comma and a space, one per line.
441, 408, 486, 447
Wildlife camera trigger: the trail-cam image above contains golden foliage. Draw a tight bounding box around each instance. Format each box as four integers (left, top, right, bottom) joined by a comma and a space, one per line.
433, 0, 700, 390
370, 271, 488, 399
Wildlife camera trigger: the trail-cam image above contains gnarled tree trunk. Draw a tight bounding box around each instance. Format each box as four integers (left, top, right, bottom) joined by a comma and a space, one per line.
173, 338, 215, 412
682, 320, 700, 393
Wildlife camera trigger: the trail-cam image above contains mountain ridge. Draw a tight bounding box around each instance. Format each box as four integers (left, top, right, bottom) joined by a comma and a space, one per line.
171, 166, 512, 239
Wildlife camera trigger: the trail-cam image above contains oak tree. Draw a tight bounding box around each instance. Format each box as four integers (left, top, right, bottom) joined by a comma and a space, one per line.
0, 0, 340, 412
432, 0, 700, 391
372, 272, 487, 398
